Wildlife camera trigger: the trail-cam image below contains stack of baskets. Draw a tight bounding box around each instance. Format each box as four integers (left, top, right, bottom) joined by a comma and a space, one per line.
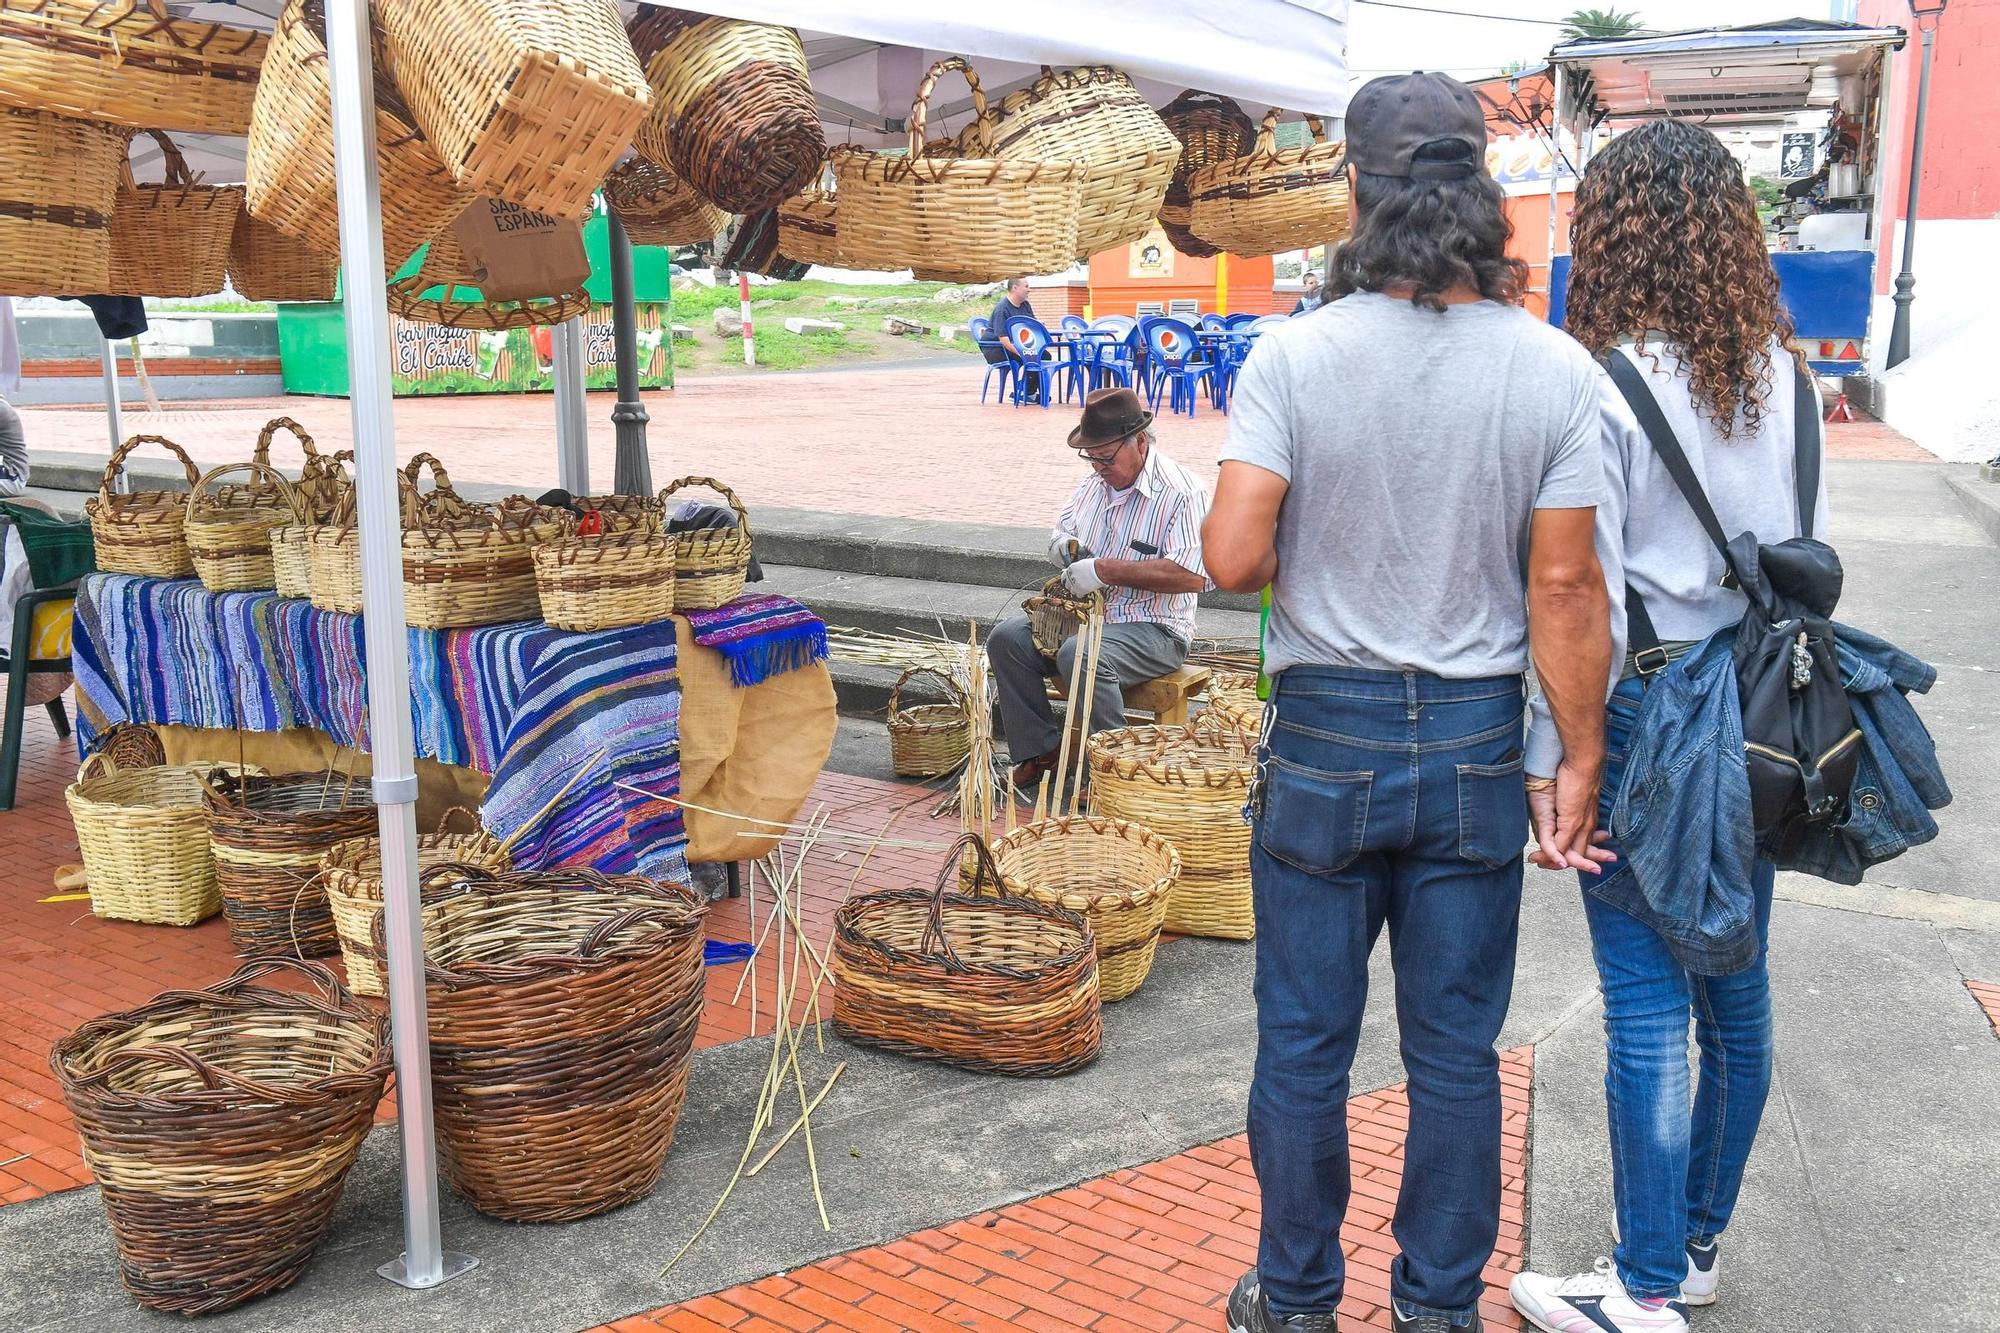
321, 810, 509, 997
1186, 110, 1350, 258
0, 107, 128, 294
658, 475, 753, 611
602, 156, 725, 248
85, 435, 203, 578
832, 58, 1083, 283
50, 960, 389, 1315
64, 742, 252, 928
991, 816, 1180, 1002
107, 130, 242, 298
1155, 90, 1257, 258
532, 517, 676, 632
833, 834, 1102, 1076
204, 771, 376, 958
184, 463, 303, 594
886, 667, 972, 779
1088, 725, 1257, 941
0, 0, 269, 136
395, 866, 708, 1221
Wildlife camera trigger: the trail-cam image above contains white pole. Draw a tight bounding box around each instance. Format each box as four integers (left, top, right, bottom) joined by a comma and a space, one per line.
551, 315, 590, 493
738, 271, 755, 367
1547, 63, 1567, 295
323, 0, 475, 1291
99, 339, 128, 493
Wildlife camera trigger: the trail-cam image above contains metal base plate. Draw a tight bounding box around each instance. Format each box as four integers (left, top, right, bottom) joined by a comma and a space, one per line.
378, 1250, 479, 1289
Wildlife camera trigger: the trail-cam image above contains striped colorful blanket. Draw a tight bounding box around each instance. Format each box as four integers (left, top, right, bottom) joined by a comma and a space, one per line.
684, 593, 827, 687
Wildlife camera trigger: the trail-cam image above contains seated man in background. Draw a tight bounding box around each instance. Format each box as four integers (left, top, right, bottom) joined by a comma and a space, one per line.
987, 387, 1210, 790
985, 276, 1041, 394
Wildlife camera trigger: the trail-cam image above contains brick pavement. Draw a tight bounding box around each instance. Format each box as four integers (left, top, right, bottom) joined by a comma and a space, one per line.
19, 363, 1929, 529
1970, 980, 2000, 1041
605, 1050, 1534, 1333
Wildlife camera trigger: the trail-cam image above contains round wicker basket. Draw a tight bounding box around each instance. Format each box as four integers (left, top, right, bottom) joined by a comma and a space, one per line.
887, 667, 972, 778
1087, 725, 1256, 941
185, 462, 304, 594
991, 815, 1180, 1002
86, 434, 202, 578
658, 475, 753, 611
66, 753, 229, 927
203, 772, 376, 959
321, 813, 509, 997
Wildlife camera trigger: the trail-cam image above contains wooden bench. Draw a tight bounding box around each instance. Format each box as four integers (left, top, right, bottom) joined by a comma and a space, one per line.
1047, 662, 1212, 725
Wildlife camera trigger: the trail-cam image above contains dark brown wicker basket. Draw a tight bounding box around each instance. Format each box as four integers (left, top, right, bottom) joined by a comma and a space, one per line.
1157, 90, 1257, 258
49, 959, 389, 1316
204, 771, 375, 959
379, 865, 708, 1222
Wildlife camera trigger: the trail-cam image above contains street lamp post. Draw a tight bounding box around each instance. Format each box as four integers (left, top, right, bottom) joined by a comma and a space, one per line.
607, 210, 652, 494
1886, 1, 1948, 370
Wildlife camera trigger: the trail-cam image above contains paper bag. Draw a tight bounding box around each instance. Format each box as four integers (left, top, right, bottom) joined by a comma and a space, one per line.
451, 199, 590, 302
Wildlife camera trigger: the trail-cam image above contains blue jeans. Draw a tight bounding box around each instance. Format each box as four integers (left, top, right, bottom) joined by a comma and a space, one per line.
1587, 676, 1775, 1299
1248, 666, 1527, 1321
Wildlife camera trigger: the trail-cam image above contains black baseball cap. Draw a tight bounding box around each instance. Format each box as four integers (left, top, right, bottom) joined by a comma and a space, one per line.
1345, 71, 1488, 180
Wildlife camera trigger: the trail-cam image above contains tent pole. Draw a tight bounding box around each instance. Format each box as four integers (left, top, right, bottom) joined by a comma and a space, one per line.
552, 315, 590, 493
323, 0, 476, 1292
1547, 64, 1566, 296
100, 339, 128, 493
607, 213, 651, 494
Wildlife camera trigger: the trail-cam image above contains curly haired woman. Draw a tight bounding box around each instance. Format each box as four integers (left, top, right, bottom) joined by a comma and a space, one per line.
1509, 118, 1827, 1333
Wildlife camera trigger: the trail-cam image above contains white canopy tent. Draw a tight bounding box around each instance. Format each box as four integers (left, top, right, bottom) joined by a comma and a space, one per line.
111, 0, 1355, 1289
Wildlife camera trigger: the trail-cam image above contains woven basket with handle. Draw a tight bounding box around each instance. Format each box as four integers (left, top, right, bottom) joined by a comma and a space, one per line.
0, 107, 126, 294
1156, 90, 1257, 258
184, 462, 305, 594
1187, 110, 1351, 259
306, 450, 450, 614
226, 210, 338, 303
1024, 575, 1094, 658
378, 864, 707, 1221
401, 490, 550, 630
887, 667, 972, 779
628, 7, 822, 215
49, 959, 388, 1315
0, 0, 267, 136
107, 130, 240, 297
991, 815, 1180, 1003
86, 434, 201, 578
533, 524, 675, 632
832, 58, 1083, 282
65, 751, 232, 927
1194, 669, 1263, 743
1086, 725, 1256, 941
603, 156, 726, 249
658, 475, 752, 612
276, 449, 350, 600
833, 834, 1102, 1077
573, 492, 662, 536
387, 225, 592, 331
377, 0, 649, 218
204, 771, 376, 960
321, 809, 509, 998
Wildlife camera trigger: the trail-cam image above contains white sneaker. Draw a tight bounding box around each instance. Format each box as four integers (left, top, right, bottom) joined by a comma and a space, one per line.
1510, 1258, 1691, 1333
1608, 1216, 1720, 1307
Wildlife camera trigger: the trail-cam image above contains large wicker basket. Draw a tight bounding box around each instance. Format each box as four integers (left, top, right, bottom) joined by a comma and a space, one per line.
833, 834, 1102, 1077
377, 0, 649, 218
832, 58, 1083, 282
387, 227, 593, 331
107, 130, 241, 298
603, 156, 726, 248
0, 0, 268, 136
0, 107, 126, 295
388, 866, 708, 1221
628, 7, 822, 215
184, 462, 304, 594
658, 475, 752, 612
1187, 110, 1351, 259
246, 0, 472, 270
533, 528, 676, 632
402, 492, 550, 630
49, 959, 389, 1316
204, 771, 376, 959
321, 811, 509, 998
887, 667, 972, 779
226, 210, 338, 303
65, 753, 227, 927
85, 434, 201, 578
961, 65, 1180, 260
990, 815, 1179, 1002
1087, 725, 1256, 941
1157, 90, 1257, 259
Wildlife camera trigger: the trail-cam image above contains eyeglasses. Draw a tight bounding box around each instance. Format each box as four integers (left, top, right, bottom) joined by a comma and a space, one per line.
1075, 437, 1131, 468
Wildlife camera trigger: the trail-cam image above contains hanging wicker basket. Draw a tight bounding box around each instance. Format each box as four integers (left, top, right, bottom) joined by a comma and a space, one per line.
533, 528, 676, 632
658, 475, 752, 612
1024, 575, 1094, 658
387, 226, 592, 331
991, 815, 1180, 1002
1087, 725, 1256, 941
0, 107, 126, 295
887, 667, 972, 779
382, 865, 708, 1221
832, 58, 1084, 282
0, 0, 268, 136
377, 0, 649, 218
107, 130, 241, 298
65, 752, 234, 927
1187, 110, 1350, 259
184, 463, 305, 594
49, 959, 389, 1316
245, 0, 473, 271
832, 833, 1102, 1077
628, 7, 822, 215
204, 770, 376, 959
775, 184, 841, 270
321, 810, 509, 998
603, 156, 726, 248
85, 434, 201, 578
1156, 90, 1257, 259
227, 210, 338, 303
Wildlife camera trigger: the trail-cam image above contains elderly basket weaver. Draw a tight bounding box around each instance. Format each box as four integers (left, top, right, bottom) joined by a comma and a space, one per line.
988, 387, 1211, 790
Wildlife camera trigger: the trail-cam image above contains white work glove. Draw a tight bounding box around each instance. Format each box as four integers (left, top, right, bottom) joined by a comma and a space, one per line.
1060, 558, 1105, 597
1047, 529, 1089, 568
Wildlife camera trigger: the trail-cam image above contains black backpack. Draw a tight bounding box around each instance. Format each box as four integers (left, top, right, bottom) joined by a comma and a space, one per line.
1605, 350, 1862, 849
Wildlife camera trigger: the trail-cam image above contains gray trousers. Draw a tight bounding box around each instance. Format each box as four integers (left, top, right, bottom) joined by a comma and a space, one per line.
988, 613, 1187, 761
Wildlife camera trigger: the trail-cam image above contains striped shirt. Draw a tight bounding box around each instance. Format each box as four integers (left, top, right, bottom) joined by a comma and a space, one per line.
1055, 445, 1210, 643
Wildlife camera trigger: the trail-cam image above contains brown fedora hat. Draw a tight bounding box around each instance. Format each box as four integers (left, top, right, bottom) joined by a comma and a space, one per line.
1068, 386, 1155, 451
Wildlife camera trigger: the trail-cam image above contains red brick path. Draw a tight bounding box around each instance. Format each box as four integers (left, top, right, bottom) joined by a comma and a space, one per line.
606, 1051, 1533, 1333
1969, 980, 2000, 1041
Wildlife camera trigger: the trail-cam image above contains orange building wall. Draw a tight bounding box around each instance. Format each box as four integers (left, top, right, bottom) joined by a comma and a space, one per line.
1503, 186, 1577, 321
1086, 232, 1282, 318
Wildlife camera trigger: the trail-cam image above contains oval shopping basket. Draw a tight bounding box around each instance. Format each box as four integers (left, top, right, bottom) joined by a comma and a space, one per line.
321, 808, 509, 998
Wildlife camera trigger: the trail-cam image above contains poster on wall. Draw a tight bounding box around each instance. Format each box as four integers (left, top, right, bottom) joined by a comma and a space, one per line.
388, 302, 672, 396
1128, 228, 1175, 279
1780, 133, 1816, 179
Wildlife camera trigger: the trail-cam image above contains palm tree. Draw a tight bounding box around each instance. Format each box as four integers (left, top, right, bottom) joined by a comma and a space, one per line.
1560, 7, 1644, 40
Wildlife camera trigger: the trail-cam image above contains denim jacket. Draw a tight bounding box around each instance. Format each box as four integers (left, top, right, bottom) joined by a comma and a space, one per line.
1605, 622, 1949, 975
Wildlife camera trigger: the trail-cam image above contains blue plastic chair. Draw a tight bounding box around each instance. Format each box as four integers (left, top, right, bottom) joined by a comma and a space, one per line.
1224, 312, 1259, 331
1142, 317, 1215, 418
1199, 313, 1228, 333
1060, 314, 1090, 335
970, 316, 1016, 405
1005, 316, 1083, 408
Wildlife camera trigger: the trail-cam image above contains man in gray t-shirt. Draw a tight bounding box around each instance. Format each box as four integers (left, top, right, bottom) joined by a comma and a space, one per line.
1202, 74, 1614, 1333
0, 396, 27, 498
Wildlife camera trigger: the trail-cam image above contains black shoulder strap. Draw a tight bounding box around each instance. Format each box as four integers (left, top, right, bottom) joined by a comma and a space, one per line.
1603, 349, 1732, 562
1793, 360, 1819, 541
